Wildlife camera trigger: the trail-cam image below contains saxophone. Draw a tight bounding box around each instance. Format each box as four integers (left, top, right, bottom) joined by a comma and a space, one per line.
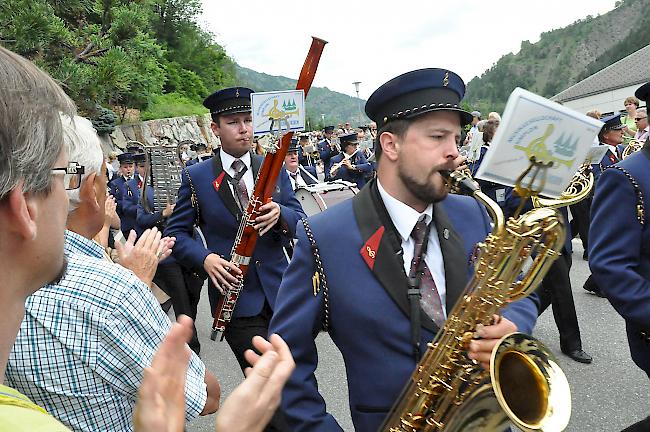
381, 169, 571, 432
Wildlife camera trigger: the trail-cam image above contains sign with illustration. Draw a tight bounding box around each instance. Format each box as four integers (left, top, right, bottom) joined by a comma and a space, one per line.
475, 87, 603, 198
251, 90, 305, 135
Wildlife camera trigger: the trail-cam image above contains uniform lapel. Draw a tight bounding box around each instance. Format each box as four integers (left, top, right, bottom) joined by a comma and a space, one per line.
352, 180, 439, 334
432, 202, 469, 313
212, 150, 241, 219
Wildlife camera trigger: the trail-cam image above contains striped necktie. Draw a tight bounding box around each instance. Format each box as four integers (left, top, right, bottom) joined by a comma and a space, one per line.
231, 159, 249, 211
410, 216, 445, 327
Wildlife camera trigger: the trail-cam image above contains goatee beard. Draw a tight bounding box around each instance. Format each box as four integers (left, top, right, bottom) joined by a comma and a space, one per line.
398, 168, 448, 204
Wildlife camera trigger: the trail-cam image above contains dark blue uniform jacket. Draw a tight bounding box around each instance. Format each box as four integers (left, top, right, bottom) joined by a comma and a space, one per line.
269, 179, 540, 431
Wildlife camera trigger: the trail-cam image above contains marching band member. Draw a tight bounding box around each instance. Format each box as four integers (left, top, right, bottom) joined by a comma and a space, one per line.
583, 114, 626, 295
164, 87, 304, 431
123, 153, 147, 238
318, 125, 339, 181
285, 138, 318, 191
136, 174, 204, 355
186, 142, 213, 166
589, 81, 650, 431
269, 68, 539, 432
297, 133, 318, 178
108, 152, 136, 237
329, 132, 373, 189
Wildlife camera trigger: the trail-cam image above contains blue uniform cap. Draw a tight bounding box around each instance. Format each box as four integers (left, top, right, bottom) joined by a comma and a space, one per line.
365, 68, 473, 127
635, 81, 650, 102
323, 125, 335, 133
126, 144, 143, 154
133, 153, 146, 164
203, 87, 254, 116
601, 113, 625, 132
339, 132, 359, 148
191, 142, 208, 151
117, 152, 134, 164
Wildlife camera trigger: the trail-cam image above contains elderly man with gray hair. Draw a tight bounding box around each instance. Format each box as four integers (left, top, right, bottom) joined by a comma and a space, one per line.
6, 114, 223, 431
0, 45, 295, 432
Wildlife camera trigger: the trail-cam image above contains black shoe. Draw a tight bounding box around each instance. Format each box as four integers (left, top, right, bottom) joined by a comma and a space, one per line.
583, 284, 606, 298
562, 349, 593, 364
621, 415, 650, 432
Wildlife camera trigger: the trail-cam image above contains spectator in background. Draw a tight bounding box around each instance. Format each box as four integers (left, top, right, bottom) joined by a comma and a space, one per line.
463, 110, 482, 145
622, 96, 639, 143
487, 111, 501, 122
586, 109, 601, 119
633, 107, 648, 142
106, 152, 118, 181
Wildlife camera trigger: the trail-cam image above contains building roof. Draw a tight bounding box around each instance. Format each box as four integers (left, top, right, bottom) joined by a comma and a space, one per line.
552, 44, 650, 103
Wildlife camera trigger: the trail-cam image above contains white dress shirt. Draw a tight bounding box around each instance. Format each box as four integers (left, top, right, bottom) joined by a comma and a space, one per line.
377, 181, 447, 314
220, 150, 254, 197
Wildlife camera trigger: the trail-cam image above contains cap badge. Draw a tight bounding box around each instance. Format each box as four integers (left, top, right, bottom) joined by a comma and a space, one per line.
443, 71, 449, 87
235, 88, 240, 98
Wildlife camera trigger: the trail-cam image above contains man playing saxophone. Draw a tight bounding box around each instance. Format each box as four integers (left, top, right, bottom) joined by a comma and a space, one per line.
269, 68, 540, 432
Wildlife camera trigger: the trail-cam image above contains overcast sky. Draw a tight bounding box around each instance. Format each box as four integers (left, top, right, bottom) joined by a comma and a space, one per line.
200, 0, 618, 100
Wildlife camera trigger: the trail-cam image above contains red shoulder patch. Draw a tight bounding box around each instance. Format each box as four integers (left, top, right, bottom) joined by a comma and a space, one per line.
213, 171, 226, 192
360, 226, 384, 270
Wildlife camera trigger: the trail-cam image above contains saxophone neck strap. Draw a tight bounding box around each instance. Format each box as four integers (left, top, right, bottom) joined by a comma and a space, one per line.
406, 221, 433, 362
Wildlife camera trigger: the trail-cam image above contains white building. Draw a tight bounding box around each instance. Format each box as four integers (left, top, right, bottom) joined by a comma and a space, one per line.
552, 44, 650, 115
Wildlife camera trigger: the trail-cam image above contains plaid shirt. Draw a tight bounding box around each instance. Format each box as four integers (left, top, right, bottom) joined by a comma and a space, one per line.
6, 230, 207, 431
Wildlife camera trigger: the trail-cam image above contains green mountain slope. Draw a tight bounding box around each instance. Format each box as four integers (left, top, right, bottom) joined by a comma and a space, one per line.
236, 65, 370, 129
465, 0, 650, 114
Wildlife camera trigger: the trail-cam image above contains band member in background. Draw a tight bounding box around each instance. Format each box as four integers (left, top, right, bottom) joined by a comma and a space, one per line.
123, 153, 147, 238
583, 114, 626, 295
109, 152, 135, 236
186, 142, 213, 166
369, 121, 378, 139
329, 132, 373, 189
357, 128, 376, 183
269, 68, 540, 431
285, 139, 318, 191
297, 133, 318, 178
318, 125, 338, 181
137, 173, 203, 355
589, 81, 650, 432
164, 87, 305, 431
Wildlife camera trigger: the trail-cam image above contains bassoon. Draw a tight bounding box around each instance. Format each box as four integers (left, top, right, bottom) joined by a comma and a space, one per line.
211, 37, 327, 340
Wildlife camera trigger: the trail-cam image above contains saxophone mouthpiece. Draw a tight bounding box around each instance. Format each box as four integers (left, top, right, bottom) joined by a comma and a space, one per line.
441, 169, 479, 194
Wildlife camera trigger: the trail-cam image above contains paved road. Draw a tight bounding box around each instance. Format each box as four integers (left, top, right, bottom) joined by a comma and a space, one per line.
187, 239, 648, 432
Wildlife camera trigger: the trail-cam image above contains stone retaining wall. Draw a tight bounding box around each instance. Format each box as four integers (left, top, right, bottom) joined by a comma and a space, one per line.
100, 114, 219, 153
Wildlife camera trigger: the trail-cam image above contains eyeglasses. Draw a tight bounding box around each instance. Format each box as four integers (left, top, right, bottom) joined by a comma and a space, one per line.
634, 117, 647, 121
51, 162, 84, 190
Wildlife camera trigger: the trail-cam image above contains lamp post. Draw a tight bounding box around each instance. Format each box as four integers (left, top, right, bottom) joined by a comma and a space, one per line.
352, 81, 362, 125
